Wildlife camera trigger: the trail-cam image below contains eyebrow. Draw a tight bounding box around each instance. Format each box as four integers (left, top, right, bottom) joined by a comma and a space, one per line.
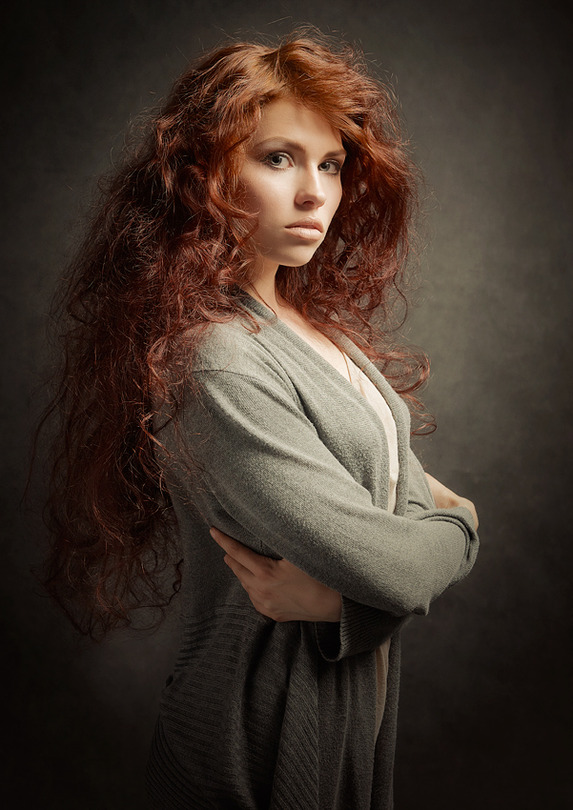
253, 138, 347, 160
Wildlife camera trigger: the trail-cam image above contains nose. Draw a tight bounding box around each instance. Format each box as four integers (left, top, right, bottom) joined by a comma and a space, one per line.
295, 168, 327, 208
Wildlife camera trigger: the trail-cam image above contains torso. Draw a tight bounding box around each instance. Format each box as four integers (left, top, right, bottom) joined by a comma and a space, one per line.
274, 302, 396, 736
272, 302, 351, 380
149, 298, 418, 809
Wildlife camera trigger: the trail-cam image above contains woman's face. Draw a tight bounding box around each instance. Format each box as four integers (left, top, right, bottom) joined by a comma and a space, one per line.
237, 96, 346, 277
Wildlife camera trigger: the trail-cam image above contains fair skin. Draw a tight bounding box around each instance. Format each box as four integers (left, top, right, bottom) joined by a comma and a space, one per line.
210, 96, 478, 623
237, 95, 352, 376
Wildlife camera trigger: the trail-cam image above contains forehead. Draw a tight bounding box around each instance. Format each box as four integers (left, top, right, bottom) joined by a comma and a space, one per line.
249, 97, 343, 151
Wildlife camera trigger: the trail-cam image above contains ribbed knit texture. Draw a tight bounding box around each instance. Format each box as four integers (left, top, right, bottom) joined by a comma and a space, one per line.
146, 294, 479, 809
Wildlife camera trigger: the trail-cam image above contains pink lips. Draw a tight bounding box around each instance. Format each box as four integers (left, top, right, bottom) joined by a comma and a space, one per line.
285, 218, 324, 240
286, 218, 324, 233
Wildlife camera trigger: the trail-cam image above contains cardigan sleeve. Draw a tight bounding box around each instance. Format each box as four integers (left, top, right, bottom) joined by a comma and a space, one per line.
315, 448, 438, 661
404, 448, 436, 516
170, 363, 479, 625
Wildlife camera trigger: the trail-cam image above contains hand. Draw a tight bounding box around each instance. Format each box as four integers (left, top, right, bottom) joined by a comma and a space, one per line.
210, 527, 342, 623
425, 473, 479, 529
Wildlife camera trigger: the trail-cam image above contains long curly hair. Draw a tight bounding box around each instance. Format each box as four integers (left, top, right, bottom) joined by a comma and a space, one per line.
41, 30, 431, 638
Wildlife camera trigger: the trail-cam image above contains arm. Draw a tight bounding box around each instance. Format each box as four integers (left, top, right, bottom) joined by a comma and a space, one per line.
317, 457, 479, 659
210, 453, 478, 659
210, 470, 477, 623
425, 472, 479, 528
211, 527, 342, 622
173, 368, 478, 619
210, 525, 405, 661
210, 525, 405, 660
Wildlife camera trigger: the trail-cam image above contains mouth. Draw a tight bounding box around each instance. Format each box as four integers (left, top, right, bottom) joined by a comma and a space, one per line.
285, 218, 324, 241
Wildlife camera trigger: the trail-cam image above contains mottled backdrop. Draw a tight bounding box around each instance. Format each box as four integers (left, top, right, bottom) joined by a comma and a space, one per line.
2, 0, 571, 807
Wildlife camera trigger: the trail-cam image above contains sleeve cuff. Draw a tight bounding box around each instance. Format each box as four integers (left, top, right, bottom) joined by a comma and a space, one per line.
315, 597, 407, 662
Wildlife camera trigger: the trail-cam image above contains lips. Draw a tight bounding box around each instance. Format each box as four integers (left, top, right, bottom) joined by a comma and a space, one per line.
286, 218, 324, 233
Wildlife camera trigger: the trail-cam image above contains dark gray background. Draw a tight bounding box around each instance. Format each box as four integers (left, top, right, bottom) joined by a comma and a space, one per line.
2, 0, 571, 807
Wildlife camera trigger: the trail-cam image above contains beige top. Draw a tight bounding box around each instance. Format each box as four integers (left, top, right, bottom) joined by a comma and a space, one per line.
344, 354, 398, 736
345, 356, 399, 513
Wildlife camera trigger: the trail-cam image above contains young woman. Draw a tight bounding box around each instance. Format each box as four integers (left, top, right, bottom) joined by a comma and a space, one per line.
43, 32, 479, 809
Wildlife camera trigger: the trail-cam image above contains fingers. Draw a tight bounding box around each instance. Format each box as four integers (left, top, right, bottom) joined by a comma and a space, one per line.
222, 553, 254, 583
461, 498, 479, 530
425, 478, 479, 530
210, 527, 274, 577
210, 529, 259, 587
209, 527, 342, 623
210, 528, 280, 618
425, 472, 456, 501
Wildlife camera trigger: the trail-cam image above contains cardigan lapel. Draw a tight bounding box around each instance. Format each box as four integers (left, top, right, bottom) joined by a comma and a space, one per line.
333, 334, 411, 516
238, 292, 411, 515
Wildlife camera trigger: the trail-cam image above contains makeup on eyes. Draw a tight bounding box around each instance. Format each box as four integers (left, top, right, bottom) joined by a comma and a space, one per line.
252, 138, 347, 168
261, 151, 343, 174
236, 97, 345, 276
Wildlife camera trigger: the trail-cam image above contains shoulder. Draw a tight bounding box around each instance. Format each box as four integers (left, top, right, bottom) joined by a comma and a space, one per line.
191, 316, 299, 401
192, 317, 253, 369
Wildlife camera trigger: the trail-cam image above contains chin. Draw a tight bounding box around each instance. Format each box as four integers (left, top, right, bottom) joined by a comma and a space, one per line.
277, 248, 321, 267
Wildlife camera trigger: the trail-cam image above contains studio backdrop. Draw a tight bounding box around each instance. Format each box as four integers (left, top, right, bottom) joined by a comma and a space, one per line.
1, 1, 571, 808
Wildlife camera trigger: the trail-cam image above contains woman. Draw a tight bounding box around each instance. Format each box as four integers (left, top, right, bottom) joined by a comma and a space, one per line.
42, 32, 479, 809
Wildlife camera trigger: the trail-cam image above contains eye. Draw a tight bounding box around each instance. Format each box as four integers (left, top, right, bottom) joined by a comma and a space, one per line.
318, 160, 342, 175
262, 152, 292, 169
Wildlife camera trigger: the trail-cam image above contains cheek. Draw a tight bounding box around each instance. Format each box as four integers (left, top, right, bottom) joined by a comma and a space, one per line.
327, 186, 344, 221
240, 178, 281, 219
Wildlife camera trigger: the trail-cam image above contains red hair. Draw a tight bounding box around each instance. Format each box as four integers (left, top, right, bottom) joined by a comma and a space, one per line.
41, 30, 431, 637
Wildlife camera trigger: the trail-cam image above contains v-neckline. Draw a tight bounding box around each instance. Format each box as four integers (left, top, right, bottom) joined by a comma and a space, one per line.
243, 292, 352, 381
239, 292, 354, 377
238, 292, 406, 424
237, 291, 411, 514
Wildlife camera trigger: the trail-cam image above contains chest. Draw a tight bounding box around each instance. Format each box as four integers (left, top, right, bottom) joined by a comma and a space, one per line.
274, 310, 352, 381
283, 358, 401, 510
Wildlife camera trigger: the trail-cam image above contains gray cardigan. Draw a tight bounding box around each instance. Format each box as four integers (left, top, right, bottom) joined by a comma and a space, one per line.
146, 295, 479, 809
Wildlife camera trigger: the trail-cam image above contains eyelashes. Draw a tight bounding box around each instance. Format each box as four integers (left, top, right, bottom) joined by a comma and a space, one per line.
263, 152, 291, 169
262, 151, 343, 174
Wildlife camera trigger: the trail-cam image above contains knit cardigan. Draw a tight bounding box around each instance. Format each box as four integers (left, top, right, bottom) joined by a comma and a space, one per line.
146, 294, 479, 810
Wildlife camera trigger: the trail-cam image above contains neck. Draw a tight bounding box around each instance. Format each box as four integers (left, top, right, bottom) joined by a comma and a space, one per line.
245, 260, 282, 312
